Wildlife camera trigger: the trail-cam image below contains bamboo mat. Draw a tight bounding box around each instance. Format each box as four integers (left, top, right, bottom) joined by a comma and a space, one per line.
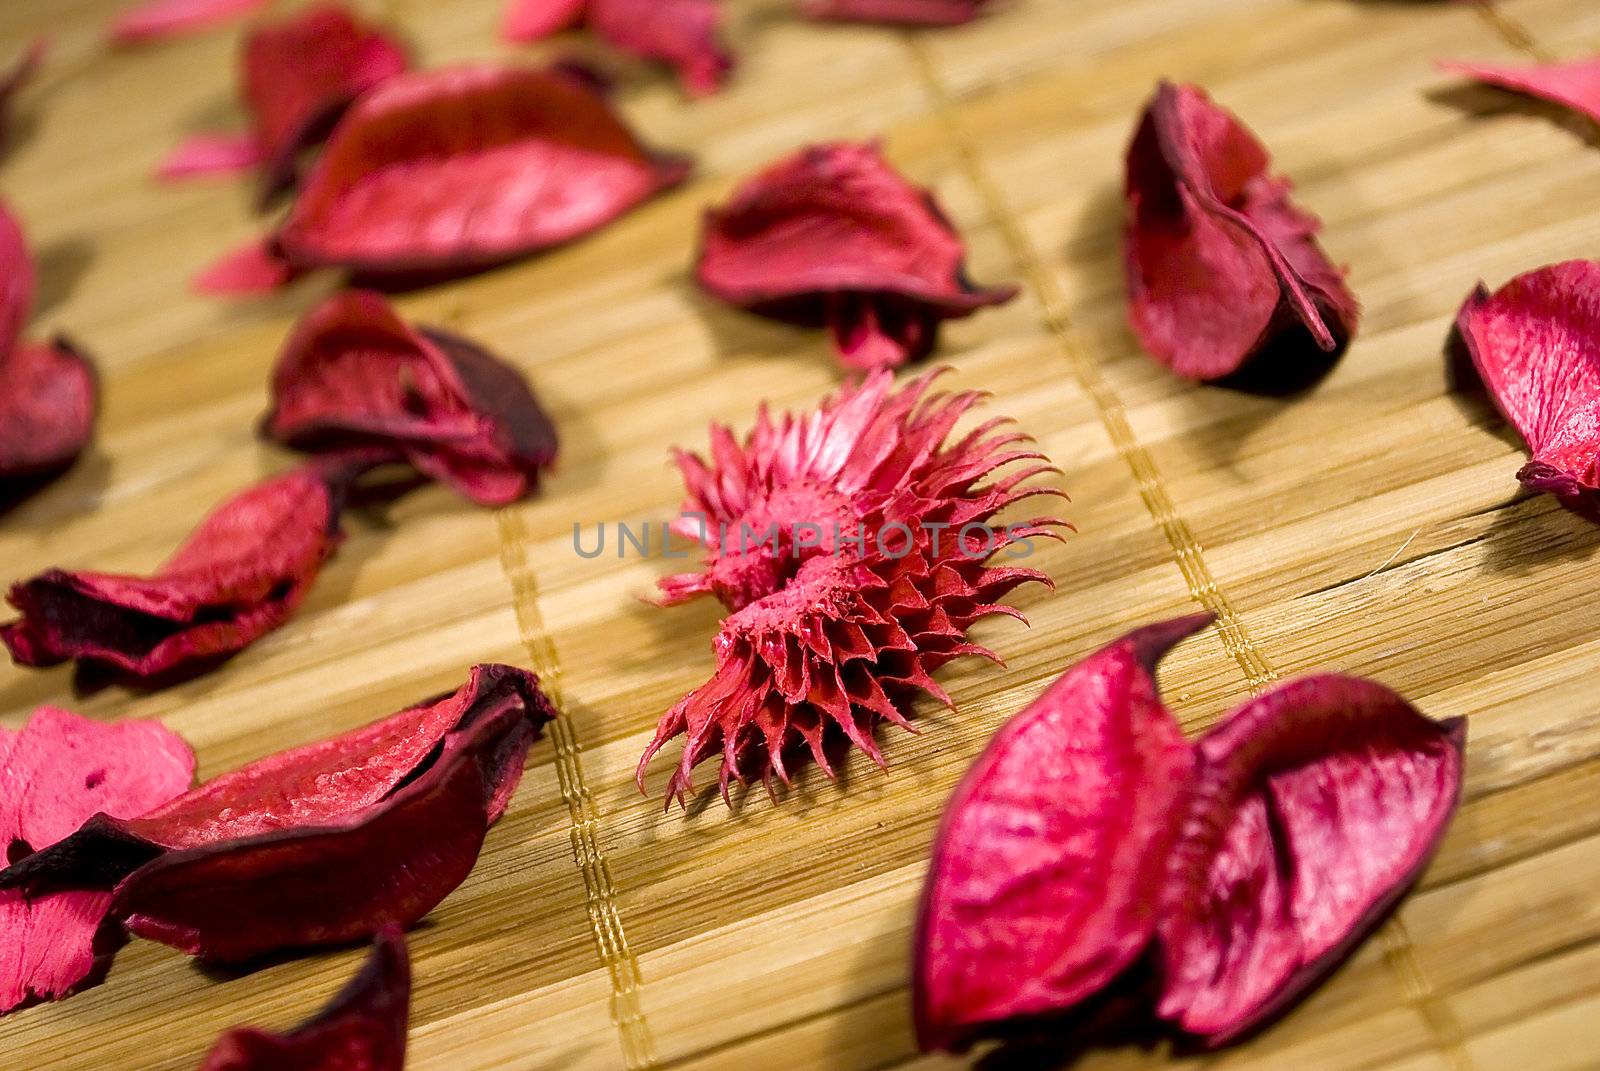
3, 0, 1600, 1068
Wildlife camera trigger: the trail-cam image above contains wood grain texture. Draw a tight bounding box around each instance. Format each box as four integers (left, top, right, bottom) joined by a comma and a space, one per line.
2, 0, 1598, 1068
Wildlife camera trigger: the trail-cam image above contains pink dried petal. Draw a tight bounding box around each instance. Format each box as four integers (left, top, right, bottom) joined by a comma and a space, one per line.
0, 39, 47, 149
0, 338, 97, 486
115, 702, 526, 962
0, 707, 193, 1013
156, 133, 267, 180
637, 368, 1067, 805
1, 666, 552, 963
502, 0, 587, 41
243, 5, 410, 204
192, 237, 303, 295
275, 64, 691, 277
1, 665, 550, 891
697, 142, 1015, 371
589, 0, 732, 98
0, 200, 98, 490
263, 290, 559, 506
1156, 676, 1465, 1045
1, 463, 350, 679
799, 0, 990, 25
914, 616, 1209, 1052
1454, 261, 1600, 523
1439, 57, 1600, 125
1124, 82, 1358, 383
111, 0, 273, 45
199, 929, 408, 1070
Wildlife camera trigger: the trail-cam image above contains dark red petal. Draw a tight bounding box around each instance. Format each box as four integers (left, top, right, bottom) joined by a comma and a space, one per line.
1454, 261, 1600, 523
502, 0, 587, 42
798, 0, 988, 25
114, 699, 534, 962
111, 0, 273, 45
199, 928, 408, 1070
0, 337, 97, 485
0, 707, 193, 1013
1124, 81, 1358, 382
0, 198, 35, 355
275, 64, 691, 276
0, 665, 552, 895
263, 290, 558, 506
243, 5, 410, 205
913, 615, 1209, 1052
589, 0, 733, 98
1156, 675, 1465, 1045
0, 39, 46, 150
192, 237, 303, 295
156, 133, 267, 180
696, 142, 1015, 370
1, 463, 346, 678
1439, 58, 1600, 124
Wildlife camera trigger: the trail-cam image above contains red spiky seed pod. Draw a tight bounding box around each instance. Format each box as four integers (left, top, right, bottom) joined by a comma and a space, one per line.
637, 369, 1067, 807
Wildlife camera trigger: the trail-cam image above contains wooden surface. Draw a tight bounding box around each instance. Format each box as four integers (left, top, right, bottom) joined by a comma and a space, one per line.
3, 0, 1600, 1068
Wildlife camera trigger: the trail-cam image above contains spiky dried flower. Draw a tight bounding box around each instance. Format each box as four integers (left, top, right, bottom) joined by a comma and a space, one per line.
637, 369, 1066, 807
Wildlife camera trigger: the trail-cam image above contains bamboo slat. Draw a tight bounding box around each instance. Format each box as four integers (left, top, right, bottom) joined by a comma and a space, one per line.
2, 0, 1599, 1068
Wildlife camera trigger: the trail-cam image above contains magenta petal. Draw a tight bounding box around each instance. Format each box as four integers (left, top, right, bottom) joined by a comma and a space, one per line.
913, 615, 1209, 1052
199, 929, 409, 1070
193, 238, 301, 295
0, 708, 193, 1013
1454, 261, 1600, 523
589, 0, 733, 98
111, 0, 273, 45
157, 133, 266, 180
1439, 58, 1600, 125
1156, 675, 1465, 1045
501, 0, 587, 41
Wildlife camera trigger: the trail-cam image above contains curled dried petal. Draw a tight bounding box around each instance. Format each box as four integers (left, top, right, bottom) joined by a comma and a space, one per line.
275, 64, 691, 277
502, 0, 587, 41
111, 0, 273, 45
589, 0, 732, 98
1156, 676, 1465, 1045
192, 237, 302, 296
198, 928, 408, 1070
1454, 260, 1600, 523
0, 338, 97, 487
2, 463, 349, 679
157, 133, 267, 180
1439, 57, 1600, 126
914, 615, 1210, 1052
698, 142, 1015, 371
263, 290, 558, 506
0, 708, 193, 1013
1124, 81, 1357, 384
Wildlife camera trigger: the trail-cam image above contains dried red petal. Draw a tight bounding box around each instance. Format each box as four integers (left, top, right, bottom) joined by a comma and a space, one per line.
192, 237, 303, 296
1124, 82, 1358, 383
0, 201, 98, 491
198, 928, 408, 1071
589, 0, 732, 98
275, 65, 691, 276
0, 338, 97, 487
696, 142, 1016, 371
502, 0, 587, 41
0, 39, 46, 149
1156, 676, 1465, 1045
111, 0, 273, 45
1, 463, 348, 679
1454, 261, 1600, 523
913, 616, 1209, 1053
157, 133, 268, 180
263, 290, 558, 506
799, 0, 990, 25
0, 665, 553, 962
637, 368, 1066, 805
1439, 58, 1600, 125
0, 707, 193, 1013
242, 5, 410, 204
